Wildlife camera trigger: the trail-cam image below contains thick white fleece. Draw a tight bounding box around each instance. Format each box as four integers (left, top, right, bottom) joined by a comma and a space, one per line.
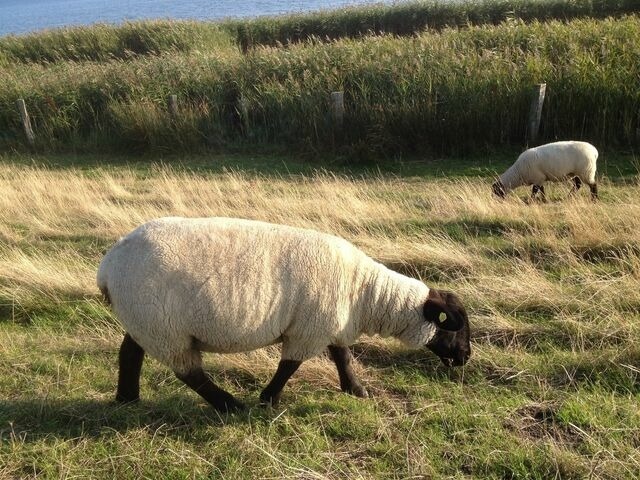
97, 217, 434, 373
500, 141, 598, 192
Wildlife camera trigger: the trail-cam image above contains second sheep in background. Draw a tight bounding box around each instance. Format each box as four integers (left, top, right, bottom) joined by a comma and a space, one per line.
492, 141, 598, 201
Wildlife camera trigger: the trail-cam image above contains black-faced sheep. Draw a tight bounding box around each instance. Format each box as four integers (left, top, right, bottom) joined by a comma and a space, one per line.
492, 141, 598, 201
97, 217, 471, 412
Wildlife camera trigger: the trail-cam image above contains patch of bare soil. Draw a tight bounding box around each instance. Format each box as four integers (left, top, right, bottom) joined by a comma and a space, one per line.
507, 402, 587, 446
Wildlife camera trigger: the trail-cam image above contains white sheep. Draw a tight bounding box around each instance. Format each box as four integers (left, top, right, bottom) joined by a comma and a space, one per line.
492, 141, 599, 201
97, 217, 471, 412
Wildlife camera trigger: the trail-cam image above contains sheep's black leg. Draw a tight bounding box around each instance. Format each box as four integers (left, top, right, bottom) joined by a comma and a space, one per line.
328, 345, 368, 397
116, 333, 145, 403
532, 184, 546, 202
260, 359, 301, 406
589, 183, 598, 200
570, 176, 582, 194
531, 185, 539, 200
539, 185, 547, 203
175, 368, 245, 413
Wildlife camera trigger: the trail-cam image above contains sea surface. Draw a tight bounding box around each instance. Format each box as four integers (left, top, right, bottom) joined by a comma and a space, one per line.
0, 0, 389, 36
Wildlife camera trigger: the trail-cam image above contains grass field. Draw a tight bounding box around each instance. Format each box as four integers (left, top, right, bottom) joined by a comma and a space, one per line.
0, 151, 638, 478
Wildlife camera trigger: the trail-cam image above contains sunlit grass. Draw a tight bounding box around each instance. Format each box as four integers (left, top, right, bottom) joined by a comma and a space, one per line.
0, 155, 638, 478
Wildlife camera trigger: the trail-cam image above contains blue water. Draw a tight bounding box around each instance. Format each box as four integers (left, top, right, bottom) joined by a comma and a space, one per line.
0, 0, 389, 36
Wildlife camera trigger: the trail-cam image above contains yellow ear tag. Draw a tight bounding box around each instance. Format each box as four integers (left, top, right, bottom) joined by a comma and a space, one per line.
439, 312, 448, 323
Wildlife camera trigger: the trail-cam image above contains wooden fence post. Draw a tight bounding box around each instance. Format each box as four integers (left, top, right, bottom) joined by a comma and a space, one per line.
527, 83, 546, 146
330, 91, 344, 130
238, 96, 249, 136
167, 94, 178, 119
16, 99, 35, 146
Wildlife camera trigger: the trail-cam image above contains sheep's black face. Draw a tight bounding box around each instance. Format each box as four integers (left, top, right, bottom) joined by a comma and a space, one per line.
427, 327, 471, 367
492, 181, 506, 199
423, 289, 471, 367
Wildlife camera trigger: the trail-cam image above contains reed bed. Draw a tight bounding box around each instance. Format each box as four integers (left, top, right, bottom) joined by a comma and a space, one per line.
232, 0, 640, 49
1, 15, 639, 156
0, 158, 638, 478
0, 20, 236, 65
2, 0, 637, 65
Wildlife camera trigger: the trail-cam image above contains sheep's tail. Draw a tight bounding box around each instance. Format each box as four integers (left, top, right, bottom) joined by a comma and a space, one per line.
96, 254, 111, 305
99, 286, 111, 305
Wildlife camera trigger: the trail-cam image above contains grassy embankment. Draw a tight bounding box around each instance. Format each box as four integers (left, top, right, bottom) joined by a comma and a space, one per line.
0, 152, 638, 478
0, 0, 639, 156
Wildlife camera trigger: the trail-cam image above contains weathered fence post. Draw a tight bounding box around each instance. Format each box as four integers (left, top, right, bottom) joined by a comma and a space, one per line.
16, 99, 35, 146
167, 94, 178, 119
330, 91, 344, 130
527, 83, 546, 146
238, 96, 250, 137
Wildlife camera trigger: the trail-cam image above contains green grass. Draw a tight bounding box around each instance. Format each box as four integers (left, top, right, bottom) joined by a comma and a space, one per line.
1, 9, 640, 157
0, 151, 639, 478
0, 149, 518, 177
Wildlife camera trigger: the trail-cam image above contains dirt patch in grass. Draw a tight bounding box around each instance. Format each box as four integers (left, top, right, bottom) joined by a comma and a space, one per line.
507, 402, 587, 446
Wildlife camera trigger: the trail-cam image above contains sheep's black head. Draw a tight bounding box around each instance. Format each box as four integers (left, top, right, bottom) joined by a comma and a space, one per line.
492, 180, 506, 199
423, 289, 471, 367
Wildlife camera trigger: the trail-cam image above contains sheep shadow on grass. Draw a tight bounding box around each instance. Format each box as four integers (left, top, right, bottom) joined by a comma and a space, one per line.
0, 393, 284, 442
0, 340, 474, 442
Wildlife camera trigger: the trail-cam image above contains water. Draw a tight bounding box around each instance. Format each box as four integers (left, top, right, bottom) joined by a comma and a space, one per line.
0, 0, 388, 37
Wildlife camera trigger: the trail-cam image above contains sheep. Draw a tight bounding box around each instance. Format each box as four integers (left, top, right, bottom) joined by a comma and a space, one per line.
492, 141, 599, 201
97, 217, 471, 413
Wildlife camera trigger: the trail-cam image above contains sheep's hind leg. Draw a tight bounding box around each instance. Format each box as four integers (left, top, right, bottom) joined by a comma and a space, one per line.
328, 345, 368, 398
259, 359, 301, 406
116, 333, 145, 403
589, 182, 598, 200
531, 184, 547, 203
175, 352, 245, 413
570, 176, 582, 196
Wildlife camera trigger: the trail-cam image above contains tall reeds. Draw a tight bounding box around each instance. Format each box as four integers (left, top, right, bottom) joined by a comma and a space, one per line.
0, 20, 236, 64
1, 15, 639, 156
231, 0, 640, 49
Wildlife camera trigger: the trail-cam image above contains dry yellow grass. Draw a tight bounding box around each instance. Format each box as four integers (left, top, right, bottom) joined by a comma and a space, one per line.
1, 161, 639, 478
2, 163, 640, 344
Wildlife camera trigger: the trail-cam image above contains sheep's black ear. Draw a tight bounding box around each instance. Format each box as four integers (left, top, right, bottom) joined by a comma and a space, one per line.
423, 289, 464, 332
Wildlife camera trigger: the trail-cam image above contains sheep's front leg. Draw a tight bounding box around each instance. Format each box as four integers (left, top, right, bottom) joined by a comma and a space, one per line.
175, 365, 245, 413
532, 184, 547, 203
328, 345, 368, 398
259, 360, 301, 406
539, 185, 547, 202
531, 185, 539, 200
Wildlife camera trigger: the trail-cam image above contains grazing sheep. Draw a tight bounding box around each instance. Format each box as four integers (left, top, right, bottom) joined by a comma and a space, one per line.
492, 141, 598, 201
97, 217, 471, 412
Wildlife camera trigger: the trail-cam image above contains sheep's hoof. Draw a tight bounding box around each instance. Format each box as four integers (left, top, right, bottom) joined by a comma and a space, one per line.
259, 392, 281, 407
115, 393, 140, 404
345, 384, 369, 398
221, 399, 247, 413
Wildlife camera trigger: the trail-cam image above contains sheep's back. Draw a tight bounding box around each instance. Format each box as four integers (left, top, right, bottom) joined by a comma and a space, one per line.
98, 217, 370, 353
529, 141, 598, 181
